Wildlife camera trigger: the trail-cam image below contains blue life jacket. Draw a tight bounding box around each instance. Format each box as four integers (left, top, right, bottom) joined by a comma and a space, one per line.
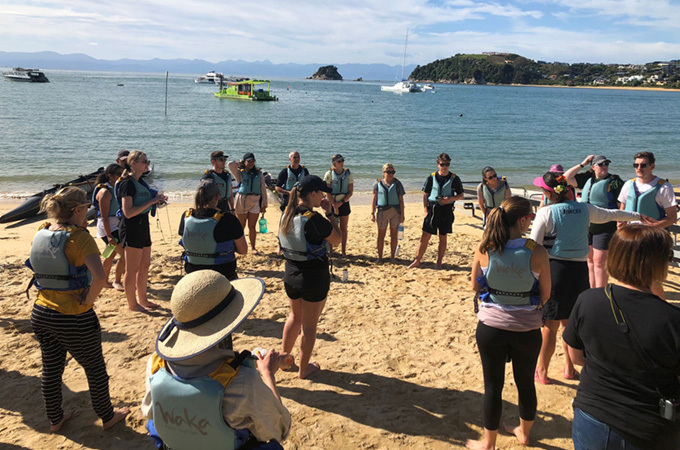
180, 210, 236, 265
115, 177, 154, 216
329, 169, 350, 196
206, 170, 232, 200
285, 166, 307, 191
376, 179, 400, 207
479, 239, 540, 307
278, 211, 329, 261
238, 170, 262, 195
149, 353, 245, 450
547, 201, 590, 259
624, 178, 667, 220
427, 172, 454, 203
92, 183, 119, 218
482, 180, 508, 208
580, 176, 618, 209
26, 226, 92, 291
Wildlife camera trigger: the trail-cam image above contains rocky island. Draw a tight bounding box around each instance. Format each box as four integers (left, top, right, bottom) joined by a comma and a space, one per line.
308, 65, 343, 80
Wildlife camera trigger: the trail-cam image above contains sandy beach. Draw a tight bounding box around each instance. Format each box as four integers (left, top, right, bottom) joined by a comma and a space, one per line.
1, 194, 678, 449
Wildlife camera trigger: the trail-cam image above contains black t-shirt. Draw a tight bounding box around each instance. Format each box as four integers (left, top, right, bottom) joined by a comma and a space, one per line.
423, 173, 463, 207
178, 208, 244, 278
118, 177, 149, 227
276, 166, 310, 210
563, 285, 680, 448
285, 207, 333, 268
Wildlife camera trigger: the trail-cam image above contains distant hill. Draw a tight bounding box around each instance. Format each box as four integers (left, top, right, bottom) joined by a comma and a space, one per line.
0, 51, 416, 81
410, 53, 680, 89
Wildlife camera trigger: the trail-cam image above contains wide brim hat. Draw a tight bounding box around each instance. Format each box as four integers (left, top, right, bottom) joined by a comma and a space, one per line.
156, 271, 264, 361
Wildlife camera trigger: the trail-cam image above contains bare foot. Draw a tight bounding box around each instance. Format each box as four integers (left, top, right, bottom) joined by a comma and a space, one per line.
298, 361, 321, 379
390, 258, 398, 264
436, 263, 443, 270
103, 407, 130, 430
376, 258, 383, 264
250, 248, 260, 255
407, 260, 420, 269
103, 282, 114, 289
112, 281, 124, 291
128, 304, 147, 312
50, 410, 73, 433
139, 301, 160, 309
465, 438, 494, 450
504, 423, 530, 445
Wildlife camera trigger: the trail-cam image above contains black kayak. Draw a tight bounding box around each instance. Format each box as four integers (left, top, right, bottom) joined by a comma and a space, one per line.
0, 168, 104, 224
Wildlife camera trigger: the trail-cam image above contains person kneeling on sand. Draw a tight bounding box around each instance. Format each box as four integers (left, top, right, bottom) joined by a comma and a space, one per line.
141, 270, 291, 449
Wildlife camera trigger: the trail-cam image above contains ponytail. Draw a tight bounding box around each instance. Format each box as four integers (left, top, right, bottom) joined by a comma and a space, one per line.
195, 179, 220, 210
280, 187, 300, 235
121, 150, 144, 179
40, 186, 87, 222
97, 163, 123, 185
478, 196, 532, 255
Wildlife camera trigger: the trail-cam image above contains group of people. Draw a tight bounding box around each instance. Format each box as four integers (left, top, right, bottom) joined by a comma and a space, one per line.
25, 147, 679, 449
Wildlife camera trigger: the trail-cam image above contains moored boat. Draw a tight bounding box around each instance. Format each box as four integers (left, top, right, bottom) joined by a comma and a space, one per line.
381, 80, 419, 93
194, 71, 224, 83
214, 79, 278, 101
2, 68, 50, 83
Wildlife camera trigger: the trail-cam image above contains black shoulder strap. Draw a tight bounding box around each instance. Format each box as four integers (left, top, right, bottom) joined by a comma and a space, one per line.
229, 350, 251, 370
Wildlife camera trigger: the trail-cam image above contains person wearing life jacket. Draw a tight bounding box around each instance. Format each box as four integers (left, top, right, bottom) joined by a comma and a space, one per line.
93, 164, 125, 291
201, 150, 234, 212
476, 166, 511, 227
563, 154, 624, 289
178, 179, 247, 281
323, 154, 353, 256
228, 152, 268, 255
408, 153, 464, 270
117, 150, 167, 312
27, 186, 130, 433
279, 175, 341, 379
115, 149, 129, 167
538, 164, 584, 207
468, 196, 551, 450
141, 271, 291, 450
530, 172, 649, 385
275, 151, 309, 212
371, 163, 405, 263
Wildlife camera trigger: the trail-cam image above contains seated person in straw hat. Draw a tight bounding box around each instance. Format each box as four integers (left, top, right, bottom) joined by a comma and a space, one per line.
141, 270, 291, 449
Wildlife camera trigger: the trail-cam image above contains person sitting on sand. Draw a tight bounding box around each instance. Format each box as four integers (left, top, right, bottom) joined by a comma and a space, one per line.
228, 152, 268, 254
93, 163, 125, 291
279, 175, 341, 379
323, 154, 353, 256
27, 186, 129, 432
116, 150, 167, 311
530, 172, 651, 385
468, 196, 551, 450
202, 150, 234, 212
564, 225, 680, 449
178, 179, 247, 281
141, 270, 291, 449
476, 166, 511, 228
371, 163, 405, 263
408, 153, 464, 269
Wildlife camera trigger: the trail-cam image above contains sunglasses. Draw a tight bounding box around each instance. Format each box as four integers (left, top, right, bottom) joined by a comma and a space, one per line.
71, 202, 92, 211
486, 174, 498, 180
335, 159, 344, 163
384, 170, 396, 175
139, 159, 150, 165
633, 163, 648, 169
596, 162, 609, 167
438, 162, 450, 167
214, 156, 226, 162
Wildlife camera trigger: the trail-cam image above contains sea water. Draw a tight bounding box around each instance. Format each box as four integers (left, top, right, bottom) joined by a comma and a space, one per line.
1, 69, 678, 196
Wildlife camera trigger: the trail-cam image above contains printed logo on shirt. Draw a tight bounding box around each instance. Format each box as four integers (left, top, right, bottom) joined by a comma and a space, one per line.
155, 402, 211, 435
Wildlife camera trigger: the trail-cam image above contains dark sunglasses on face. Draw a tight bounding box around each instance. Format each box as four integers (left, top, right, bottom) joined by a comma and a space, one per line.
439, 162, 450, 167
596, 162, 609, 167
139, 159, 150, 165
335, 159, 344, 164
633, 163, 648, 169
385, 170, 396, 175
486, 174, 498, 180
214, 156, 226, 161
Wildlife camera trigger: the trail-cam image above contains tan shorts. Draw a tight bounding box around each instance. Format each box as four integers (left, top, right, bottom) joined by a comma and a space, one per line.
376, 207, 400, 229
234, 193, 261, 215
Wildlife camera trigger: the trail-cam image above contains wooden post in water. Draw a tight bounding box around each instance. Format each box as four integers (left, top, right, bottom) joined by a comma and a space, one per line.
165, 71, 169, 115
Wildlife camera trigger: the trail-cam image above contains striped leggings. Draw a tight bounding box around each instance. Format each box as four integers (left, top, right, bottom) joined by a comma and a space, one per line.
31, 304, 114, 425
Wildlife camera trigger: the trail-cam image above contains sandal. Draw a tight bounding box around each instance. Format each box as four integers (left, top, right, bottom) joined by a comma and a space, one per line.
534, 368, 550, 385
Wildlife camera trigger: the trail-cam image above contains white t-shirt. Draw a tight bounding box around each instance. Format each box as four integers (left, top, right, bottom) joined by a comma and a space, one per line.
617, 176, 677, 210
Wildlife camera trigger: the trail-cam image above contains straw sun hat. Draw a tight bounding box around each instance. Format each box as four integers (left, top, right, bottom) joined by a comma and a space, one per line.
156, 270, 265, 361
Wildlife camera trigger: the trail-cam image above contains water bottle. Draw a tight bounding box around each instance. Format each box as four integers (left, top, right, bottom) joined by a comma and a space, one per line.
394, 244, 400, 257
258, 213, 268, 233
102, 239, 117, 259
342, 269, 348, 283
398, 223, 405, 240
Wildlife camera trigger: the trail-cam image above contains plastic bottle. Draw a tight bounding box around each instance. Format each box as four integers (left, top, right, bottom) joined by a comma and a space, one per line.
102, 239, 117, 259
342, 269, 348, 283
398, 223, 405, 240
394, 244, 400, 257
258, 213, 268, 233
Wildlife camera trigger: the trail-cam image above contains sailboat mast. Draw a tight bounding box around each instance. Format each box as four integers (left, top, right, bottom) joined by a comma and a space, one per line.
401, 28, 409, 80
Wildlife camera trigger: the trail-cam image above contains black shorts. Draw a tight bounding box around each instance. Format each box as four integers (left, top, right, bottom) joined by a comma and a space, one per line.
120, 214, 151, 249
283, 260, 330, 302
543, 259, 589, 321
587, 231, 614, 251
337, 201, 351, 217
422, 203, 454, 235
101, 229, 120, 245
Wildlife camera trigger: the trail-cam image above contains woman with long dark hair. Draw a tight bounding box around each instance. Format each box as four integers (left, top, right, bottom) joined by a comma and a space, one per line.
228, 152, 267, 254
93, 163, 125, 290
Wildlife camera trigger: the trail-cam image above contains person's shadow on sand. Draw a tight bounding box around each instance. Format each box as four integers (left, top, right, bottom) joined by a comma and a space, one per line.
280, 369, 573, 449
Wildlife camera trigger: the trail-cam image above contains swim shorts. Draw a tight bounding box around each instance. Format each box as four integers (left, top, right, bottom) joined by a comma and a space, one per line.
422, 202, 454, 235
587, 231, 614, 251
234, 193, 261, 215
283, 260, 330, 302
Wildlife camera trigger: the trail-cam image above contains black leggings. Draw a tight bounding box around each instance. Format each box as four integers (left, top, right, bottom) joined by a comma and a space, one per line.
475, 321, 542, 430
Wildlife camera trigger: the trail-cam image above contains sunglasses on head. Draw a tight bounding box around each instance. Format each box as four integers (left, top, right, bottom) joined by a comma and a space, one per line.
596, 162, 609, 167
439, 162, 450, 167
633, 163, 648, 169
384, 170, 395, 175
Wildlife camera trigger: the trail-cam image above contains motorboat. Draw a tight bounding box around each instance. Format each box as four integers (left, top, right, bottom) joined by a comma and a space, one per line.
2, 68, 50, 82
215, 79, 278, 101
194, 71, 224, 83
422, 84, 435, 91
381, 81, 419, 93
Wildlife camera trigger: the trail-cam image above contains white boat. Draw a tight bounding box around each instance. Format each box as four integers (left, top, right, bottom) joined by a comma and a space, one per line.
194, 71, 223, 84
381, 28, 420, 94
2, 67, 50, 82
422, 84, 435, 91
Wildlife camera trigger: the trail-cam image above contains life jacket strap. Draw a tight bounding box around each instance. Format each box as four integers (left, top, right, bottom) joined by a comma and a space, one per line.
487, 287, 533, 297
184, 250, 235, 258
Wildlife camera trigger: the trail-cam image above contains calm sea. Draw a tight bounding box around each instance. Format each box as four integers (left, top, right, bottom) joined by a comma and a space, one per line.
1, 70, 679, 196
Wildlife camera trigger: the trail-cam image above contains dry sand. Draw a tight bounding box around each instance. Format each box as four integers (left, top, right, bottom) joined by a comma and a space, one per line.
1, 194, 678, 449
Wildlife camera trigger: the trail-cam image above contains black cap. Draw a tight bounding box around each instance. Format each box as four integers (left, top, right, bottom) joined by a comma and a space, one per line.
117, 150, 130, 160
298, 175, 331, 193
591, 155, 611, 165
242, 152, 255, 161
332, 154, 344, 163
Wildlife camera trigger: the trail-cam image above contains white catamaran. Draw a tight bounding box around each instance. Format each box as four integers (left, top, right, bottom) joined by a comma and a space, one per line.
381, 29, 420, 93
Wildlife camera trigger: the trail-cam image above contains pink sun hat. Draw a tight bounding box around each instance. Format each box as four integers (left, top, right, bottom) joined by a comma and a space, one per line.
533, 175, 554, 192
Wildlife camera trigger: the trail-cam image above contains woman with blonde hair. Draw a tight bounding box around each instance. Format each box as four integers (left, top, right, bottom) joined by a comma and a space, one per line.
28, 186, 129, 432
467, 196, 550, 449
371, 163, 405, 263
117, 150, 167, 311
278, 175, 341, 378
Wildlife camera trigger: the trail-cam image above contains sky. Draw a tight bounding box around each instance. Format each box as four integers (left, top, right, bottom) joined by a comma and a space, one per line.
1, 0, 679, 65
